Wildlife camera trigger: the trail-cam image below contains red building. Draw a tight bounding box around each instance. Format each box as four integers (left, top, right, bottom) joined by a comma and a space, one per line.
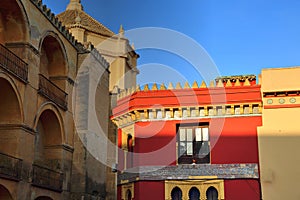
112, 75, 262, 200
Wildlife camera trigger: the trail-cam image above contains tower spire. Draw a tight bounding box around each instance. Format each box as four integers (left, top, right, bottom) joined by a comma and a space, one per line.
66, 0, 83, 11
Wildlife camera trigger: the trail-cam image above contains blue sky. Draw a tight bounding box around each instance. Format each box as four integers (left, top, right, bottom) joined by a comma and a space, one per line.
44, 0, 300, 85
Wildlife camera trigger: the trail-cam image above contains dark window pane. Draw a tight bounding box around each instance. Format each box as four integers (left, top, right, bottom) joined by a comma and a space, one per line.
189, 187, 200, 200
206, 187, 218, 200
171, 187, 182, 200
126, 189, 132, 200
193, 141, 202, 155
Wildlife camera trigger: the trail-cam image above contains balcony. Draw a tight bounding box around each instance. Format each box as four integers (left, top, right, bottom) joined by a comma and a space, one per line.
32, 164, 63, 192
0, 152, 22, 181
0, 43, 28, 83
38, 74, 68, 110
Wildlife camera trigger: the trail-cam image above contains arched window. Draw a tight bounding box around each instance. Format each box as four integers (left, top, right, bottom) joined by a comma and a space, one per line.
127, 134, 133, 152
171, 187, 182, 200
126, 189, 132, 200
189, 187, 200, 200
206, 186, 218, 200
126, 134, 133, 169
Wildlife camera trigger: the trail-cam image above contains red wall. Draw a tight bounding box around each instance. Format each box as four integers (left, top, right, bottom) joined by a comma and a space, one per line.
117, 186, 122, 200
134, 181, 165, 200
225, 180, 261, 200
134, 121, 177, 166
117, 182, 164, 200
128, 116, 261, 167
210, 116, 261, 164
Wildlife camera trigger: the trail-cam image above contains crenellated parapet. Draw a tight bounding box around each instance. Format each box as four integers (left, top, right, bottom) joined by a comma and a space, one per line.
117, 75, 258, 101
215, 74, 256, 87
112, 76, 262, 127
29, 0, 84, 51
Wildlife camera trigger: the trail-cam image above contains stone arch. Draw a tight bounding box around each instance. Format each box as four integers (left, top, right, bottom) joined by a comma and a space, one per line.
0, 184, 13, 200
0, 0, 30, 44
33, 103, 65, 170
39, 32, 68, 79
35, 196, 53, 200
34, 102, 65, 142
0, 74, 23, 124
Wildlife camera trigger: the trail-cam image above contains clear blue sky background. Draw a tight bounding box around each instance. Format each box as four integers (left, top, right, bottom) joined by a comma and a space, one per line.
44, 0, 300, 85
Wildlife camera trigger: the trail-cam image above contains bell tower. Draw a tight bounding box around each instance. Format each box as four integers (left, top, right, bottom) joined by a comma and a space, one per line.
66, 0, 83, 11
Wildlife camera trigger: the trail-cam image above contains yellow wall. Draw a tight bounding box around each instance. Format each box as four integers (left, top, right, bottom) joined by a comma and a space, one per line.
258, 67, 300, 200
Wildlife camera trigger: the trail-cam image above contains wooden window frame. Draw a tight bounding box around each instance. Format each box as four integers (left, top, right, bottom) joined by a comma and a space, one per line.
177, 124, 210, 164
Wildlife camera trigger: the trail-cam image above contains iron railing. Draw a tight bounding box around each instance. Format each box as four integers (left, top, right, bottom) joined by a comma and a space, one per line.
32, 164, 63, 192
0, 43, 28, 83
0, 152, 22, 181
38, 74, 68, 110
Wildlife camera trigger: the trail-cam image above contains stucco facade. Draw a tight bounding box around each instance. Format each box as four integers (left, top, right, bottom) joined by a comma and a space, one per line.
112, 77, 262, 200
0, 0, 122, 199
258, 67, 300, 200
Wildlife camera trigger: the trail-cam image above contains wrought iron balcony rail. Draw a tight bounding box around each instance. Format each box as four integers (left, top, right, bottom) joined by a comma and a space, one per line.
32, 164, 63, 192
0, 152, 22, 181
38, 74, 68, 110
0, 43, 28, 83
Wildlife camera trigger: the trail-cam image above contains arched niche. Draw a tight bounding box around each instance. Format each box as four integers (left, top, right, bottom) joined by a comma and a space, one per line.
0, 0, 29, 44
0, 184, 13, 200
34, 108, 63, 170
39, 33, 68, 90
0, 77, 22, 124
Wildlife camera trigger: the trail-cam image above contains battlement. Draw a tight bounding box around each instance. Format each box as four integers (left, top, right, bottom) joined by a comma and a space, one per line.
112, 76, 262, 127
117, 75, 258, 101
30, 0, 78, 47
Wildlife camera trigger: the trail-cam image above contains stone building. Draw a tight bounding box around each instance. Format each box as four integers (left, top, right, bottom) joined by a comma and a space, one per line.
0, 0, 138, 199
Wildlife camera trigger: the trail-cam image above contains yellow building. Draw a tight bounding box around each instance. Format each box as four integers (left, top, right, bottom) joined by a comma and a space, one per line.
258, 67, 300, 200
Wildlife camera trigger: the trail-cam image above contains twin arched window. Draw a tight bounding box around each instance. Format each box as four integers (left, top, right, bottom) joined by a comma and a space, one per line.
171, 186, 218, 200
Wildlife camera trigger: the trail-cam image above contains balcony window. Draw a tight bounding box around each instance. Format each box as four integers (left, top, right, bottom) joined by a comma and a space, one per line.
177, 125, 210, 164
